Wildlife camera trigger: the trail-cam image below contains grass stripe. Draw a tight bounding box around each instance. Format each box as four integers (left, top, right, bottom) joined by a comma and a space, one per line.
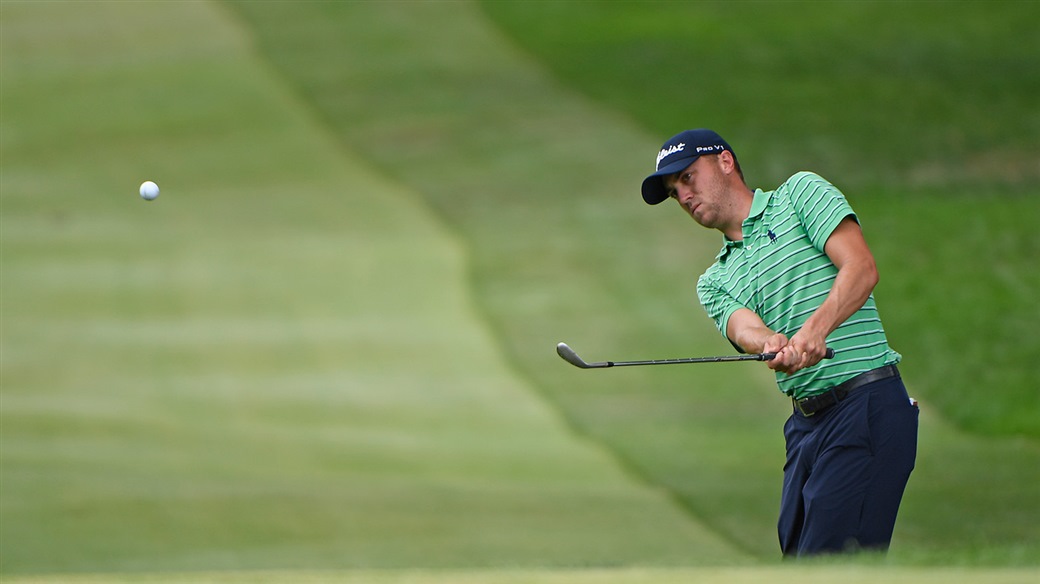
1, 0, 740, 574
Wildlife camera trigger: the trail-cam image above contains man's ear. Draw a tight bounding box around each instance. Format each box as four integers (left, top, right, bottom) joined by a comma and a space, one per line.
717, 150, 737, 174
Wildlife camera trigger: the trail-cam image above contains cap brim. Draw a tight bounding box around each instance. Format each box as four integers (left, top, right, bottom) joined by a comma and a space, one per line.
641, 155, 699, 205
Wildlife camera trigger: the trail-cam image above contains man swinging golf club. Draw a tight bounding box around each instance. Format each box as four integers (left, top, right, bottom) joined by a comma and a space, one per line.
641, 129, 918, 557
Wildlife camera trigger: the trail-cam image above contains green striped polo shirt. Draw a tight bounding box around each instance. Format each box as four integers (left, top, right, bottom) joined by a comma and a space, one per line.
696, 171, 900, 399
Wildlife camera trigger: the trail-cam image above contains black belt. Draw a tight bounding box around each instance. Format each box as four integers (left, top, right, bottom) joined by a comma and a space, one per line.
793, 365, 900, 417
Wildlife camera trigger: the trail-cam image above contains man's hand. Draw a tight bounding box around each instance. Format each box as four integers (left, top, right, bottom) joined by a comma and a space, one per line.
727, 309, 828, 375
768, 332, 830, 375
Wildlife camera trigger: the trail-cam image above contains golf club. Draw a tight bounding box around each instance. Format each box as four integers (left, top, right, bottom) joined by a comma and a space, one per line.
556, 342, 835, 369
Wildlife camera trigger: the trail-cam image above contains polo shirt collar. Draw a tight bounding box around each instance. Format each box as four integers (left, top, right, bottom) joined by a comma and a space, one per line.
716, 188, 769, 261
746, 188, 770, 221
715, 240, 738, 261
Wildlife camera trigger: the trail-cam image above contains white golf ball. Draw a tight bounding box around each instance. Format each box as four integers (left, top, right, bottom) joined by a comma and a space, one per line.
139, 180, 160, 201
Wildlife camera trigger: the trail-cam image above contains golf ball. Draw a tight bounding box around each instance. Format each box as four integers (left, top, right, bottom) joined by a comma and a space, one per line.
139, 180, 160, 201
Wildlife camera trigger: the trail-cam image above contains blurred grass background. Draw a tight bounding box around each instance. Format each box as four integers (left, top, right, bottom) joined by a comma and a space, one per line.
2, 0, 739, 573
2, 0, 1038, 580
481, 0, 1040, 438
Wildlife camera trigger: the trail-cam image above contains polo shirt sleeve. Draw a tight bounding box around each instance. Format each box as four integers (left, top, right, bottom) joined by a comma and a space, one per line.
786, 172, 857, 251
697, 270, 745, 350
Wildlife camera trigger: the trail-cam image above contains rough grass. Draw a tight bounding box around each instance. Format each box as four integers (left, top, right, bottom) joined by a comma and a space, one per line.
479, 0, 1040, 440
480, 0, 1040, 191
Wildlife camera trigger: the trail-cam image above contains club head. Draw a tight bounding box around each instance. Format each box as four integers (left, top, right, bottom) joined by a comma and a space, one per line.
556, 342, 606, 368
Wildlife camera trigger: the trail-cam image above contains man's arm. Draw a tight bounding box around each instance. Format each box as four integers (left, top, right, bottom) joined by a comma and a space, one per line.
726, 216, 879, 374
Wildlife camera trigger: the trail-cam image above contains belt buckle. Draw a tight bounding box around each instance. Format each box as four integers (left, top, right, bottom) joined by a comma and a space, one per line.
793, 397, 815, 417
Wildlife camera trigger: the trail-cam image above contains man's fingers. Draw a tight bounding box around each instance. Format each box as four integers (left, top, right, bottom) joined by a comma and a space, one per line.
767, 345, 803, 374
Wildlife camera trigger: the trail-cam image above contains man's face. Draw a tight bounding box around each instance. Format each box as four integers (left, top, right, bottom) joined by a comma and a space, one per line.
663, 154, 728, 229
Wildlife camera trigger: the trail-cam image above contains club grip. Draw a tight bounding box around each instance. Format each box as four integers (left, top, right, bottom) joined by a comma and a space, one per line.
760, 348, 836, 360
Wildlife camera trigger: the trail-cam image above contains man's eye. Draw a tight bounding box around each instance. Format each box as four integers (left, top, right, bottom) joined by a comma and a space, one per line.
681, 172, 692, 183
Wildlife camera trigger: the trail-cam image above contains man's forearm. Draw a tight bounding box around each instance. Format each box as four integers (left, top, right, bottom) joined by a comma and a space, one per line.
798, 255, 878, 344
795, 217, 880, 345
727, 308, 784, 355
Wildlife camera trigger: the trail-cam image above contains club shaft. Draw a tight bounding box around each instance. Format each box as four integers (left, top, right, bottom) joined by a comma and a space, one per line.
602, 353, 776, 367
557, 342, 834, 369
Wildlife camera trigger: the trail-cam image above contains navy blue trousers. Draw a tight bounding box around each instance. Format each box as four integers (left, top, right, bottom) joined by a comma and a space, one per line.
779, 374, 918, 557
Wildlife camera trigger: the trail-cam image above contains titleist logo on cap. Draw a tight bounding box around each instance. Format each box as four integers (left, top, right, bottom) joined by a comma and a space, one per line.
656, 143, 685, 170
656, 142, 727, 171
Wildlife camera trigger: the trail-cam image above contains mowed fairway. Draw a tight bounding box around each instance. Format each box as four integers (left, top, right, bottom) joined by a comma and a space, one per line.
2, 1, 1037, 583
1, 0, 738, 576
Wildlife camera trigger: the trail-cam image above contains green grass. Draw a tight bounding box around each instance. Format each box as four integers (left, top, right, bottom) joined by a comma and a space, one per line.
2, 0, 1038, 580
1, 0, 738, 575
479, 0, 1040, 440
480, 0, 1040, 192
227, 0, 1039, 564
472, 2, 1040, 552
854, 192, 1040, 437
4, 567, 1039, 584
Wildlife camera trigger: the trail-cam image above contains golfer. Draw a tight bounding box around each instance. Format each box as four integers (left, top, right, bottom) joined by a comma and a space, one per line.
641, 129, 918, 557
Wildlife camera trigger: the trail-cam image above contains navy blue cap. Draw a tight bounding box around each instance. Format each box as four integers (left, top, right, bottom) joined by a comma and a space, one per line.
641, 129, 736, 205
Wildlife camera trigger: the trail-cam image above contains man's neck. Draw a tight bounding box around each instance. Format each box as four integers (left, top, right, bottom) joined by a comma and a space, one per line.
721, 186, 755, 241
